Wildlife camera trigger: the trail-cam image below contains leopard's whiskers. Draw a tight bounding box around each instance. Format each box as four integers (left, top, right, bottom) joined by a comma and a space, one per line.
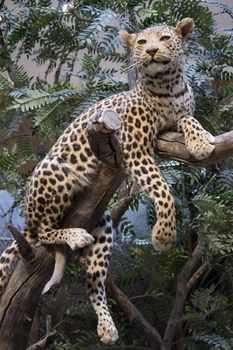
124, 60, 142, 71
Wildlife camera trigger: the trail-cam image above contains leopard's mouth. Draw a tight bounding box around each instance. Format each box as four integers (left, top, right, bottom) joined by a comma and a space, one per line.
150, 58, 171, 65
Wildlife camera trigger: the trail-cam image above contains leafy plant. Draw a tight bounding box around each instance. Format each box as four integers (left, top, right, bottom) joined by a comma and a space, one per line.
0, 0, 233, 349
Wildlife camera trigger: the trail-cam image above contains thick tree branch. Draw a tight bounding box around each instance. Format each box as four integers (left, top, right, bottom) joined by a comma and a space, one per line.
157, 130, 233, 166
110, 195, 133, 226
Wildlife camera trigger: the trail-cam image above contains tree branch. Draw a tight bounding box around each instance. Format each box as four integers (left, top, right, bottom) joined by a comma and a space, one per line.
162, 244, 202, 350
156, 130, 233, 166
7, 224, 36, 261
0, 245, 55, 350
26, 315, 58, 350
110, 195, 133, 226
106, 276, 162, 350
0, 0, 5, 9
186, 261, 209, 291
0, 21, 15, 76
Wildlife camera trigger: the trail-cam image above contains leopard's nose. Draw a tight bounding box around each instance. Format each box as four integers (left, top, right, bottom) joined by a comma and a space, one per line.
146, 48, 159, 57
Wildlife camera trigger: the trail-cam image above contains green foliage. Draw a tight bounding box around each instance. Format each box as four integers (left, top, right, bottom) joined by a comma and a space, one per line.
192, 334, 232, 350
0, 145, 27, 197
0, 0, 233, 349
184, 285, 229, 333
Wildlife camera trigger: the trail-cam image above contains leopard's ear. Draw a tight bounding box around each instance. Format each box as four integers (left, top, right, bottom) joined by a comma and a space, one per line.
175, 18, 195, 39
119, 30, 137, 47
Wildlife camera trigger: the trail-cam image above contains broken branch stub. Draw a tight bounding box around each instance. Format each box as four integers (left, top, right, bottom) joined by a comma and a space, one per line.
7, 224, 36, 261
87, 109, 122, 169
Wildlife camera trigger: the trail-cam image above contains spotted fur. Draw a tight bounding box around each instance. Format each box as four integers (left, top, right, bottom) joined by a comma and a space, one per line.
0, 18, 215, 344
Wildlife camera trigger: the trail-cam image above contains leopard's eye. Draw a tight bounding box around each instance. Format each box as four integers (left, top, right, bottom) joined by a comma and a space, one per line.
137, 39, 147, 45
160, 35, 171, 41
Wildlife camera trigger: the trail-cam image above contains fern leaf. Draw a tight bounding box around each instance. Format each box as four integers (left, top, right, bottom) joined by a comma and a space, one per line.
9, 65, 31, 88
0, 74, 14, 91
33, 100, 63, 129
8, 90, 52, 112
193, 334, 231, 350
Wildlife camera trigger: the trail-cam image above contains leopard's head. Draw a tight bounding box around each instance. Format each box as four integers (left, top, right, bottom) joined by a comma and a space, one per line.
120, 18, 194, 74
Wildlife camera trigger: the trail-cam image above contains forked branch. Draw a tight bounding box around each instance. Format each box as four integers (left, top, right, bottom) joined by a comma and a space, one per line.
162, 244, 206, 350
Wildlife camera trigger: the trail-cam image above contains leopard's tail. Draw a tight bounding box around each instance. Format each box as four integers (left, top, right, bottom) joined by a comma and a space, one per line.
0, 240, 19, 295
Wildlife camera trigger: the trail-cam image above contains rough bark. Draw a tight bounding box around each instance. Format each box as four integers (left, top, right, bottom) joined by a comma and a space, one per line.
0, 246, 55, 350
157, 130, 233, 167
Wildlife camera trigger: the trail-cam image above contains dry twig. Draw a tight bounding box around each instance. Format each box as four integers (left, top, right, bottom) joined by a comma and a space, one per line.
26, 315, 59, 350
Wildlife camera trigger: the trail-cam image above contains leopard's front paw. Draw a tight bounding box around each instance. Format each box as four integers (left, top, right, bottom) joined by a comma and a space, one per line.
187, 131, 215, 160
152, 219, 176, 251
98, 318, 118, 345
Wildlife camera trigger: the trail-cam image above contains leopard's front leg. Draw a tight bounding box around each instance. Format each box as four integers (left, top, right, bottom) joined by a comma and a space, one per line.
124, 150, 176, 251
177, 116, 215, 160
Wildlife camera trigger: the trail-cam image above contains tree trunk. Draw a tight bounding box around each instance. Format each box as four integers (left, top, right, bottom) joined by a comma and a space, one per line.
0, 247, 55, 350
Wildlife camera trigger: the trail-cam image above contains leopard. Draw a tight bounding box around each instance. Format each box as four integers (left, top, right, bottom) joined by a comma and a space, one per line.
0, 18, 215, 345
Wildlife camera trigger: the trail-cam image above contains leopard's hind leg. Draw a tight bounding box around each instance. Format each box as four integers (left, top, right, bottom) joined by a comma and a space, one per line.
26, 156, 94, 250
81, 211, 118, 345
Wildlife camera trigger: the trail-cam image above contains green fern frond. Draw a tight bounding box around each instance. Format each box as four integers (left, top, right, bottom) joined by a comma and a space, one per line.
219, 82, 233, 101
8, 88, 81, 113
9, 65, 31, 88
0, 74, 14, 91
69, 95, 100, 118
218, 170, 233, 188
33, 100, 63, 129
193, 334, 231, 350
0, 146, 17, 170
78, 8, 120, 47
8, 89, 52, 111
192, 192, 219, 213
96, 28, 121, 56
0, 146, 25, 193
